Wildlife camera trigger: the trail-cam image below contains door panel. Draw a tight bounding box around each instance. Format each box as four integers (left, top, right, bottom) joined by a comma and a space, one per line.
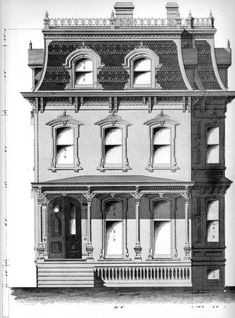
48, 196, 82, 259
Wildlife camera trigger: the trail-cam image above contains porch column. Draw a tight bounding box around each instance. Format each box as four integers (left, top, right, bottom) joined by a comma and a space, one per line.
36, 191, 46, 259
42, 201, 48, 259
83, 193, 95, 261
132, 192, 143, 261
181, 192, 190, 260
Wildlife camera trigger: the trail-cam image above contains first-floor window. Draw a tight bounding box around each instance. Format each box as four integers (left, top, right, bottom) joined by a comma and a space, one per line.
153, 200, 172, 258
105, 200, 123, 257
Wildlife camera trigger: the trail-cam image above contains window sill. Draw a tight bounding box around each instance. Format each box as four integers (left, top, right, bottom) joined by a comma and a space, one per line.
97, 163, 131, 173
49, 164, 83, 173
146, 164, 179, 172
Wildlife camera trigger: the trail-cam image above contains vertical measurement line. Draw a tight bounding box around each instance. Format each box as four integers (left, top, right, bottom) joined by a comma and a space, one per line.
1, 28, 9, 318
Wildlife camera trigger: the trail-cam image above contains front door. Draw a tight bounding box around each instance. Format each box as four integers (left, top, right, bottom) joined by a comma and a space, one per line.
48, 196, 82, 259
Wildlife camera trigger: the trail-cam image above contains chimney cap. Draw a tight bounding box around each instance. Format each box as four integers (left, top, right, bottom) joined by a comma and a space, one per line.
114, 2, 135, 9
165, 2, 179, 9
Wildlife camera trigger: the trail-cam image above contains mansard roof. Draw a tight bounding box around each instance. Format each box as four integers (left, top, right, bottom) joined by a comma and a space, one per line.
28, 2, 231, 93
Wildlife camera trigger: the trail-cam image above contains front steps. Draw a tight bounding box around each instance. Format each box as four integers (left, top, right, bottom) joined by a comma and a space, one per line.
37, 260, 95, 287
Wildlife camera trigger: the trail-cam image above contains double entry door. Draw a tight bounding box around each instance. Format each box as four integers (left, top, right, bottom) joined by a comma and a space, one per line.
48, 196, 82, 259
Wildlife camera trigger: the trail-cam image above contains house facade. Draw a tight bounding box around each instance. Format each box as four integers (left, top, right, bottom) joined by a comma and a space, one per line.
22, 2, 235, 290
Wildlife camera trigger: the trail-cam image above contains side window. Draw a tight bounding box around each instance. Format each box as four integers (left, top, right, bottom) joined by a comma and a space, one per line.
206, 200, 219, 242
46, 112, 83, 172
206, 127, 220, 163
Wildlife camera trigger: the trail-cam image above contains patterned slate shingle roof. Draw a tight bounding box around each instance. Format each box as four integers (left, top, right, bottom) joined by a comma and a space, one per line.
39, 40, 187, 91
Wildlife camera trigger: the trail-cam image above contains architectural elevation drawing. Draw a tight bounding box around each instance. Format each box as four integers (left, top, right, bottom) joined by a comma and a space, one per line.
21, 1, 235, 291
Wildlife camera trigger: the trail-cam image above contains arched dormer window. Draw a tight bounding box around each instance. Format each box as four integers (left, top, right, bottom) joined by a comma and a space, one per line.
95, 113, 131, 172
46, 112, 83, 172
63, 47, 103, 89
144, 111, 179, 172
122, 44, 162, 89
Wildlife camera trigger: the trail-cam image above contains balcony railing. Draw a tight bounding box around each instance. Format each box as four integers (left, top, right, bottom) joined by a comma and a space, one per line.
44, 14, 214, 30
94, 262, 191, 287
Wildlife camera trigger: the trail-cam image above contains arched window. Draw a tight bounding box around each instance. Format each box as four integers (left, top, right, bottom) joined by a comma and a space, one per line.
46, 112, 83, 172
133, 57, 151, 87
63, 47, 103, 89
95, 113, 131, 172
74, 58, 94, 87
122, 45, 162, 89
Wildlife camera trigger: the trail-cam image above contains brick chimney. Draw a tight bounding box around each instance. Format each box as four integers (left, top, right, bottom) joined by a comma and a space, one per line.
165, 2, 180, 19
114, 2, 135, 19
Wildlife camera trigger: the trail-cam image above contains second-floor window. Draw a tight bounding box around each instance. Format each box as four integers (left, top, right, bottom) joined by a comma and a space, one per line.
206, 127, 220, 164
46, 112, 83, 172
144, 111, 179, 172
95, 113, 131, 172
206, 200, 219, 242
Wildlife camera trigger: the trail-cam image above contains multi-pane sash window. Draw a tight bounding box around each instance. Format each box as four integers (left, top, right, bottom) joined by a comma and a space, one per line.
47, 112, 83, 172
56, 127, 74, 165
207, 200, 219, 242
75, 58, 93, 86
133, 58, 151, 87
144, 112, 178, 171
153, 200, 171, 257
153, 127, 171, 165
206, 127, 220, 163
104, 127, 122, 164
95, 114, 131, 172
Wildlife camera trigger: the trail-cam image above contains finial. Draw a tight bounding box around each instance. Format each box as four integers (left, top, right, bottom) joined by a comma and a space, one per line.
227, 39, 231, 49
188, 10, 192, 19
111, 10, 115, 19
29, 41, 32, 50
209, 9, 213, 18
45, 11, 49, 19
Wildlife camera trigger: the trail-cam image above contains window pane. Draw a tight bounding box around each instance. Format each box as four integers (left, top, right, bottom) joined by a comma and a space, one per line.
207, 145, 219, 163
153, 127, 170, 145
207, 200, 219, 220
207, 221, 219, 242
154, 200, 171, 219
69, 203, 76, 235
134, 71, 151, 85
106, 201, 122, 219
105, 127, 122, 145
153, 145, 170, 164
105, 145, 122, 164
106, 221, 123, 255
56, 127, 73, 145
75, 58, 93, 71
56, 145, 74, 164
207, 127, 219, 145
75, 72, 93, 85
154, 221, 171, 255
134, 58, 151, 71
207, 269, 220, 280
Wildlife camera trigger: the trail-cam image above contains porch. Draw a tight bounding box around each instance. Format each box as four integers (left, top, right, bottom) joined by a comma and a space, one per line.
37, 259, 191, 287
